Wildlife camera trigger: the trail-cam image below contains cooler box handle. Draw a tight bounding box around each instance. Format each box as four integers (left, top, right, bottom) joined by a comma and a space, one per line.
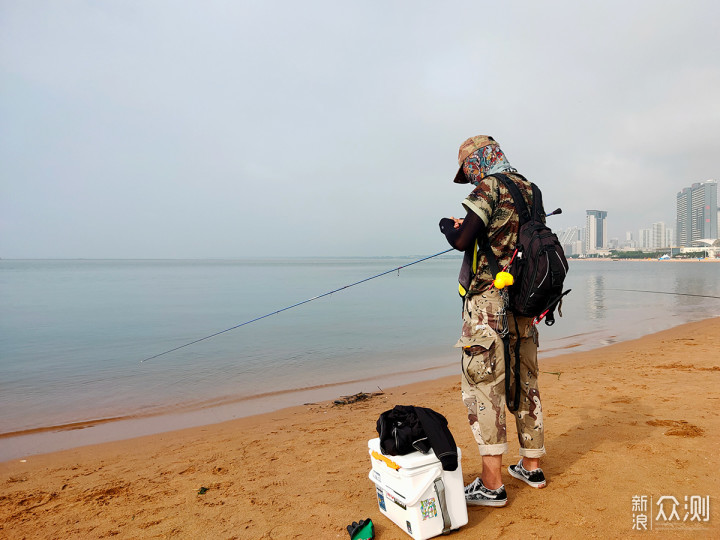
433, 477, 452, 534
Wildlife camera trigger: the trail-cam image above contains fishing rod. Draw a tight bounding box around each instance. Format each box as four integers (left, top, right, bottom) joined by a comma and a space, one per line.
607, 289, 720, 300
140, 248, 455, 363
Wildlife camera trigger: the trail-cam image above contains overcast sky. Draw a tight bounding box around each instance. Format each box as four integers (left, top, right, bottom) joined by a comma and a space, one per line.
1, 1, 719, 258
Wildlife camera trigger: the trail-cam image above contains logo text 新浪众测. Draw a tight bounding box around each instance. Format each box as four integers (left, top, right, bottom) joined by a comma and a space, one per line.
632, 495, 710, 531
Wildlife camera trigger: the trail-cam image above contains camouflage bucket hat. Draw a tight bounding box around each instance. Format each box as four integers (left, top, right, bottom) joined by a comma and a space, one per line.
453, 135, 497, 184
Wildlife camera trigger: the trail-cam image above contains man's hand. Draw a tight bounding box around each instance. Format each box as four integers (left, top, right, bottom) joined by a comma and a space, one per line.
440, 212, 485, 251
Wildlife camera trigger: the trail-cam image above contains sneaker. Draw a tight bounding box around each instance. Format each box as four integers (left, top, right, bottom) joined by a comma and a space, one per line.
464, 477, 508, 507
508, 458, 546, 488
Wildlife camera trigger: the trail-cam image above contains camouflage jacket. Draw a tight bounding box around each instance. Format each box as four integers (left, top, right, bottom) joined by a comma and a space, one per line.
462, 173, 541, 295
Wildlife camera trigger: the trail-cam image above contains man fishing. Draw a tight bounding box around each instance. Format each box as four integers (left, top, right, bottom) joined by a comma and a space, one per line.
439, 135, 546, 507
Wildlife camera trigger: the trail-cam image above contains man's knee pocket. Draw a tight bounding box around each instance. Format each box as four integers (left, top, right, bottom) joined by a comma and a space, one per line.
462, 336, 502, 385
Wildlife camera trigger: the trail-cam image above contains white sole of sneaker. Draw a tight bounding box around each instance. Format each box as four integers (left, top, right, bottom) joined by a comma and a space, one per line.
508, 467, 546, 488
466, 498, 508, 507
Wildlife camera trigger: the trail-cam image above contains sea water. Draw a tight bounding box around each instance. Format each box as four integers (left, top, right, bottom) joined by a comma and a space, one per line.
1, 257, 718, 459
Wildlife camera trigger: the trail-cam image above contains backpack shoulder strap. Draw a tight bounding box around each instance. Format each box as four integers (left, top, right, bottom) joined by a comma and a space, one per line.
478, 236, 501, 278
529, 183, 546, 222
492, 173, 532, 225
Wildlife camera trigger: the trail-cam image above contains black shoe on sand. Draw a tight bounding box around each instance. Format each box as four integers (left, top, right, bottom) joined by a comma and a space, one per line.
508, 458, 546, 488
464, 478, 507, 507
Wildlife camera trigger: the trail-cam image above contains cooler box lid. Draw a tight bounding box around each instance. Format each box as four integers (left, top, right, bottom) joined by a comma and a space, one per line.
368, 437, 459, 470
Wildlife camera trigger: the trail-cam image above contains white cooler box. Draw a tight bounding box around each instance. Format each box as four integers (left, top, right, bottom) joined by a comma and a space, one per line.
368, 437, 468, 539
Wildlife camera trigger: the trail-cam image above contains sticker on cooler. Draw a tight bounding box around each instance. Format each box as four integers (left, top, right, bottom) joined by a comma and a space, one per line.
421, 498, 437, 520
376, 487, 386, 511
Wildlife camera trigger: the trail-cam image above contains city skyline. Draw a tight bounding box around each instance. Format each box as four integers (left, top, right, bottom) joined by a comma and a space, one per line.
606, 178, 718, 243
558, 178, 718, 255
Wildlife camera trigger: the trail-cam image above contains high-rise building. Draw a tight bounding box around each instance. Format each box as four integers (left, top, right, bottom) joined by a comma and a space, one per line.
557, 226, 583, 246
676, 180, 718, 246
652, 222, 667, 249
677, 187, 691, 246
556, 226, 583, 256
621, 231, 635, 250
585, 210, 608, 254
638, 228, 652, 250
690, 181, 714, 242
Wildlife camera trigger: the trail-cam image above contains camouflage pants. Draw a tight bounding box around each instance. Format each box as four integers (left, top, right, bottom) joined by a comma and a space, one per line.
455, 288, 545, 458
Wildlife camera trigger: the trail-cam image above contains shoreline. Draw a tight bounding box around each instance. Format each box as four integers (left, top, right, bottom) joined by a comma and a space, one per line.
0, 361, 460, 463
0, 336, 595, 444
3, 312, 719, 463
2, 316, 718, 538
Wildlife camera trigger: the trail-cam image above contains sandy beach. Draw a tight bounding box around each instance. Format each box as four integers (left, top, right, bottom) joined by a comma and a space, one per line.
2, 317, 719, 539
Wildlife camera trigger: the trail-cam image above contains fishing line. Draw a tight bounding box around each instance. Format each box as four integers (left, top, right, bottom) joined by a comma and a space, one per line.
141, 248, 455, 363
607, 288, 720, 300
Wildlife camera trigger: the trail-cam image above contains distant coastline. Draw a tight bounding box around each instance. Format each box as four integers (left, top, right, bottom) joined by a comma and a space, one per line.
571, 257, 720, 262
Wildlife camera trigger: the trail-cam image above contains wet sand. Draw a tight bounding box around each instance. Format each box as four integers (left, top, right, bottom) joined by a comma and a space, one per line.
1, 317, 719, 539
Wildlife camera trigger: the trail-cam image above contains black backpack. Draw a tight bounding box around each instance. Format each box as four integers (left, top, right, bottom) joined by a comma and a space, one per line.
485, 173, 570, 326
482, 174, 571, 413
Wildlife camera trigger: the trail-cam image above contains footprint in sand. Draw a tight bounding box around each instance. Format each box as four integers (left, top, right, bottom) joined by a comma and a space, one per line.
646, 419, 704, 437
